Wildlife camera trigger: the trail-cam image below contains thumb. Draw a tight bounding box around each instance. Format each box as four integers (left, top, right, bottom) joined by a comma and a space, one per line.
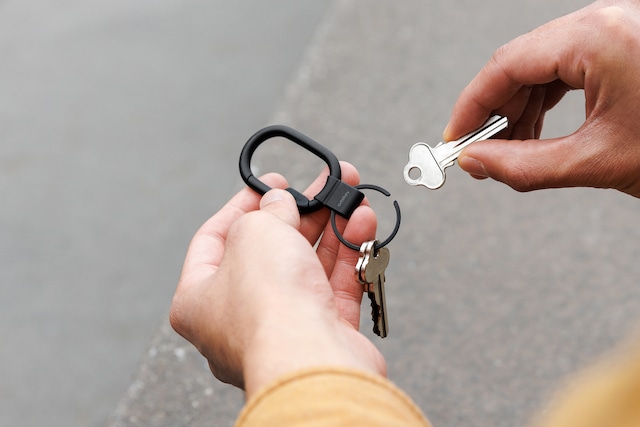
458, 135, 592, 192
259, 189, 301, 229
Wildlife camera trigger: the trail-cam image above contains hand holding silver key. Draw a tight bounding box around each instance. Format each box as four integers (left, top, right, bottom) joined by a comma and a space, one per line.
404, 115, 508, 189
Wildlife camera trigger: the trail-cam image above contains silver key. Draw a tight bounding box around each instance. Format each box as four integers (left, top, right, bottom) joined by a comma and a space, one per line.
403, 115, 508, 189
356, 240, 390, 338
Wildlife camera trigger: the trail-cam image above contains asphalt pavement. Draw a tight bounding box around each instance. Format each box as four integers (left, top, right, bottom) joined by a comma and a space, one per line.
0, 1, 328, 426
5, 1, 640, 427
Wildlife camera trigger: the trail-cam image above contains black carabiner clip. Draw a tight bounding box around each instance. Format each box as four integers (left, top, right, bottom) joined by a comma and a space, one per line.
239, 125, 364, 217
239, 125, 401, 252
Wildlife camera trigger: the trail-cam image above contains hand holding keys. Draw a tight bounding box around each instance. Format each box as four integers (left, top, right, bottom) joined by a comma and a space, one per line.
240, 126, 401, 339
404, 115, 508, 189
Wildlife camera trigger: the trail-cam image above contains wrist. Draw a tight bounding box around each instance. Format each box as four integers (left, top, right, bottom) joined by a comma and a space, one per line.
242, 308, 383, 398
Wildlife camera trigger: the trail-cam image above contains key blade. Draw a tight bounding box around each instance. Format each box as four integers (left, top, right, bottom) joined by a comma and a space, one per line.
358, 243, 390, 338
367, 248, 389, 338
367, 291, 382, 336
374, 276, 388, 338
436, 115, 508, 166
453, 115, 507, 146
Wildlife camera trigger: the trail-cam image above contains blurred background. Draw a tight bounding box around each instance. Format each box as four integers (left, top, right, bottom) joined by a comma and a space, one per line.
3, 1, 640, 427
0, 1, 328, 425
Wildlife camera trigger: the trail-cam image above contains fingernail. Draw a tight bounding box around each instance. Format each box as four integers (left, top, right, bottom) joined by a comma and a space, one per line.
442, 125, 451, 141
261, 189, 287, 206
458, 156, 488, 178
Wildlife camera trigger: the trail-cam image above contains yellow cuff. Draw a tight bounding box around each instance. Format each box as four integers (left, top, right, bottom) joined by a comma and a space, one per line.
235, 367, 431, 427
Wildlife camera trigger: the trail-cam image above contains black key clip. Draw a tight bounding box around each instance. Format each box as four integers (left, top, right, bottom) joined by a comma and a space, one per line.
239, 125, 400, 251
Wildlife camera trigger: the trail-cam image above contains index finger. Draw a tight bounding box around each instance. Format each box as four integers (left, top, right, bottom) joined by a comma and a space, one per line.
444, 9, 588, 141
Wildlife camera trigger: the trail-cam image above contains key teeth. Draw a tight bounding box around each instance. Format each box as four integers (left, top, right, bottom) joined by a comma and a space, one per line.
373, 324, 380, 336
367, 291, 382, 337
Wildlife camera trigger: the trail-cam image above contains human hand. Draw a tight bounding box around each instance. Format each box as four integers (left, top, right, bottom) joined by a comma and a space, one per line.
445, 0, 640, 198
169, 164, 386, 397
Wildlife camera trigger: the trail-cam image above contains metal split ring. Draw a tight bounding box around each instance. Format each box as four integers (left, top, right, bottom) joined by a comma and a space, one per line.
330, 184, 401, 252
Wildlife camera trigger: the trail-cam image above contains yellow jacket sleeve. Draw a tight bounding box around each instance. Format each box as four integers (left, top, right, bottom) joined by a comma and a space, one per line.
530, 343, 640, 427
235, 367, 432, 427
235, 344, 640, 427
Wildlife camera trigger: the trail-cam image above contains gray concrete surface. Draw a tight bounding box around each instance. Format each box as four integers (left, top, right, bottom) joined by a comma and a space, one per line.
6, 1, 640, 426
110, 0, 640, 426
0, 1, 328, 426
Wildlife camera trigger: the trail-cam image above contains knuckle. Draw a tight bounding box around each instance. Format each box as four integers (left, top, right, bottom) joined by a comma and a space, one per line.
169, 304, 186, 336
491, 43, 508, 63
587, 6, 639, 60
597, 6, 635, 45
490, 43, 510, 76
595, 6, 627, 28
489, 41, 521, 88
169, 306, 185, 336
501, 162, 537, 193
169, 294, 191, 339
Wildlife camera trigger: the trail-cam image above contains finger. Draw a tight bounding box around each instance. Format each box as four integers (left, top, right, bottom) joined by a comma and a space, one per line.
314, 192, 372, 280
181, 173, 288, 280
313, 209, 349, 279
259, 189, 300, 230
541, 79, 574, 114
509, 85, 547, 140
491, 85, 533, 137
458, 129, 608, 192
444, 12, 586, 141
326, 205, 377, 330
299, 161, 361, 245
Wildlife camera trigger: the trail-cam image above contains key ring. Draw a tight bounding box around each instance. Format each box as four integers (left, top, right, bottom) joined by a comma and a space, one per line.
330, 184, 401, 252
239, 125, 364, 217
